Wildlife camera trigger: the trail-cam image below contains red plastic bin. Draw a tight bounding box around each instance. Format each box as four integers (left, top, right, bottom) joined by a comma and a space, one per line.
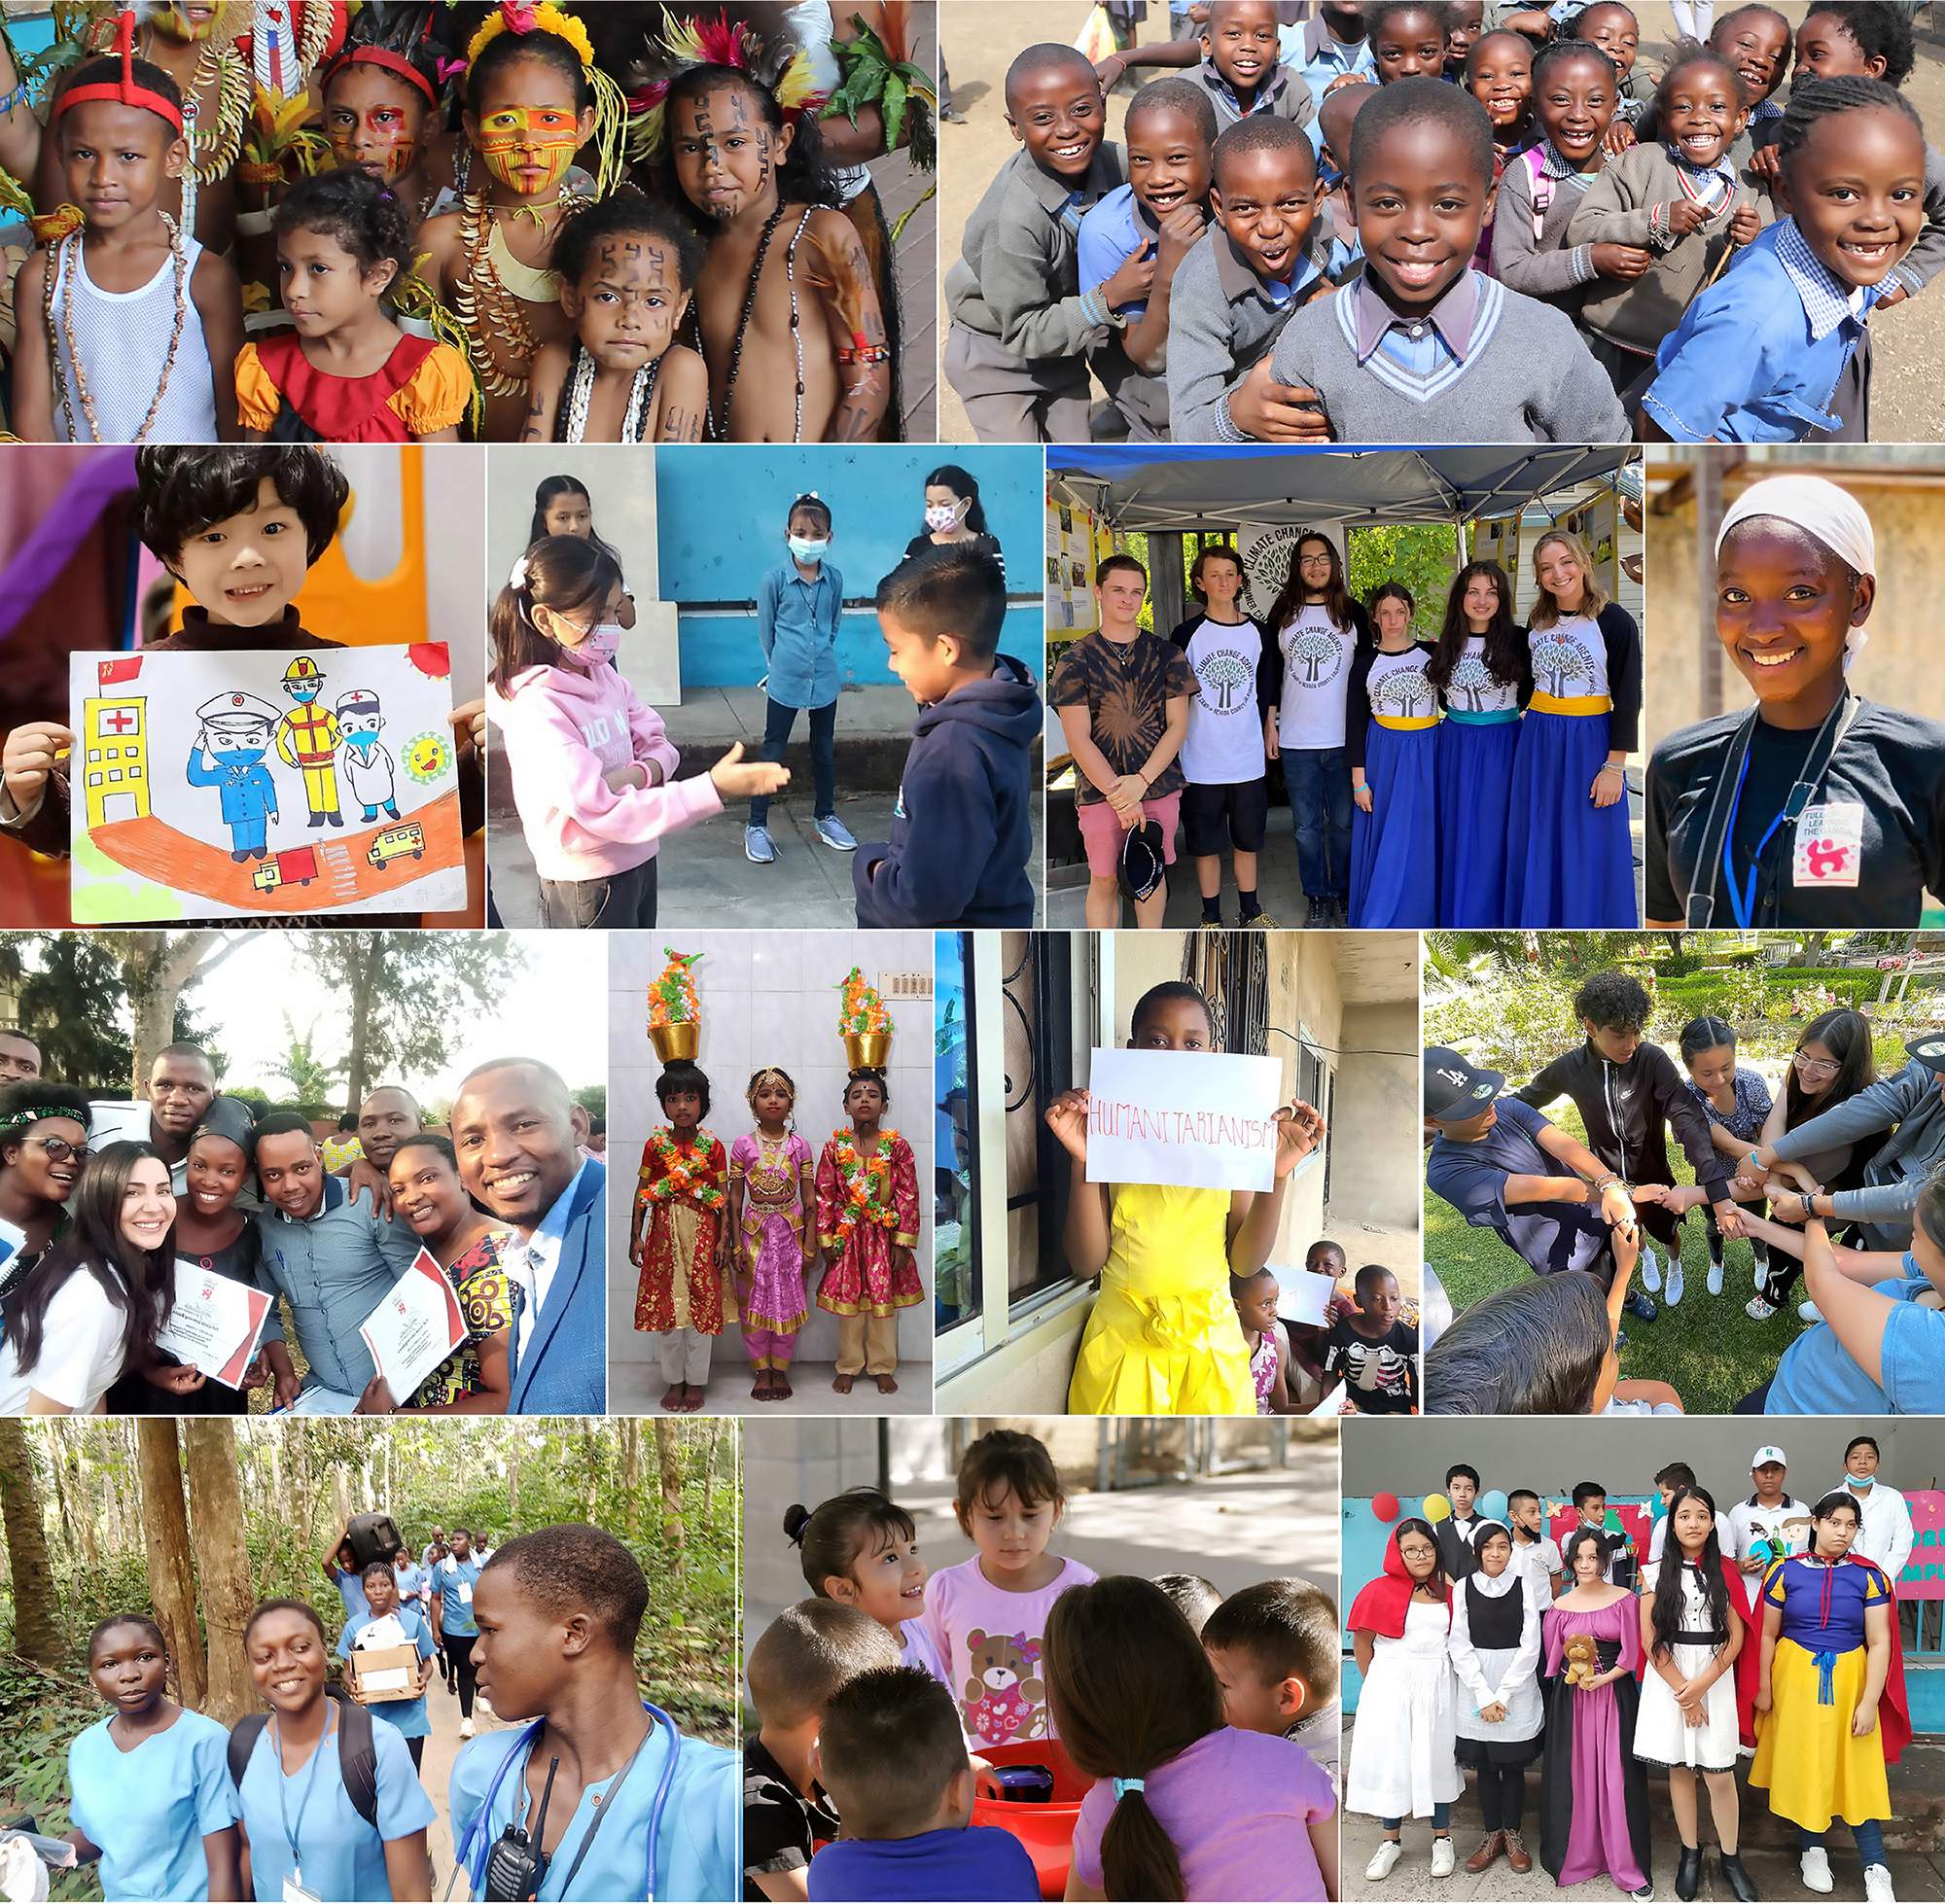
971, 1739, 1091, 1901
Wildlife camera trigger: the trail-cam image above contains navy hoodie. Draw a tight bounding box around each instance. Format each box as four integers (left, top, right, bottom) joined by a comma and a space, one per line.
855, 652, 1041, 927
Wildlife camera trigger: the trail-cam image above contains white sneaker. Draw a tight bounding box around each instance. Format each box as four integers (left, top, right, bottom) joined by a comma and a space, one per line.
1863, 1863, 1897, 1904
459, 1717, 476, 1740
1800, 1848, 1834, 1894
1431, 1839, 1456, 1879
1640, 1245, 1662, 1293
1707, 1255, 1724, 1295
1747, 1295, 1779, 1322
1366, 1841, 1402, 1882
1799, 1299, 1825, 1323
1665, 1257, 1685, 1307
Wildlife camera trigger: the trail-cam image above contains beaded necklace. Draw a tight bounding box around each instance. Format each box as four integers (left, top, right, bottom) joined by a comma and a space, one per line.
45, 212, 190, 443
453, 189, 583, 400
696, 205, 811, 442
561, 340, 658, 443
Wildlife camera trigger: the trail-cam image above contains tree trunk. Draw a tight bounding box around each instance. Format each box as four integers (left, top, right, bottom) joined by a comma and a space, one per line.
507, 1430, 520, 1521
342, 939, 378, 1116
135, 1420, 207, 1709
619, 1420, 641, 1540
122, 932, 249, 1094
655, 1420, 685, 1559
1793, 932, 1830, 967
64, 1437, 100, 1571
702, 1418, 720, 1518
184, 1421, 258, 1723
0, 1420, 63, 1665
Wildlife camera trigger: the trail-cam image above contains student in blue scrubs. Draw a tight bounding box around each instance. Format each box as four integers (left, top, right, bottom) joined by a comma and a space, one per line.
450, 1525, 739, 1903
233, 1601, 433, 1903
325, 1540, 370, 1623
65, 1614, 240, 1902
431, 1527, 485, 1738
336, 1564, 438, 1772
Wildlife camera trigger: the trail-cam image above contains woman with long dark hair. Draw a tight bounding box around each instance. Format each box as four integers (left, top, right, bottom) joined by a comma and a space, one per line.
1429, 560, 1530, 925
0, 1141, 194, 1415
1262, 532, 1371, 928
526, 476, 636, 627
0, 1080, 91, 1303
1347, 582, 1440, 929
903, 464, 1007, 578
1635, 1486, 1758, 1902
1448, 1520, 1544, 1878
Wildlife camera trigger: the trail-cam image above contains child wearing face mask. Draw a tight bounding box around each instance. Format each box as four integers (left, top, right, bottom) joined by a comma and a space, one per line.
487, 533, 786, 928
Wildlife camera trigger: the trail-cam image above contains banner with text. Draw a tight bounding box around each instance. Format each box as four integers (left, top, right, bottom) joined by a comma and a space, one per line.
1084, 1046, 1283, 1193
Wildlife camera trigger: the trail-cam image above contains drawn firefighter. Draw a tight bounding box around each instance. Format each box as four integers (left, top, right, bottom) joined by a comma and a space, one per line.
276, 655, 342, 828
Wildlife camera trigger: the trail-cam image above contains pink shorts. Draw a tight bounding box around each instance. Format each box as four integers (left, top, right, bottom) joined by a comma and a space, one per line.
1076, 791, 1182, 878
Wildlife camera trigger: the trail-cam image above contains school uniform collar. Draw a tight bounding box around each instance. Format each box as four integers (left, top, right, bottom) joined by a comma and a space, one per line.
1016, 143, 1119, 217
1351, 268, 1478, 362
1534, 141, 1592, 181
1213, 224, 1321, 305
269, 1174, 347, 1224
1198, 54, 1292, 118
1663, 143, 1738, 195
1775, 220, 1873, 336
1301, 17, 1368, 65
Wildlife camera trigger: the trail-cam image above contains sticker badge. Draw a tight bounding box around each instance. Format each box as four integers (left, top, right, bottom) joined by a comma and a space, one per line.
1792, 802, 1865, 889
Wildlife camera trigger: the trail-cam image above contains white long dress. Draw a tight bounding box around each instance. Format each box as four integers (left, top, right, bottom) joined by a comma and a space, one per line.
1348, 1599, 1463, 1818
1449, 1572, 1546, 1750
1633, 1561, 1740, 1772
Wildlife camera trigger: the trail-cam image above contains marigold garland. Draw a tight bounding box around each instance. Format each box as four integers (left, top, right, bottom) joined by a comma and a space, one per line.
648, 947, 704, 1029
837, 967, 889, 1037
640, 1126, 725, 1208
829, 1128, 901, 1243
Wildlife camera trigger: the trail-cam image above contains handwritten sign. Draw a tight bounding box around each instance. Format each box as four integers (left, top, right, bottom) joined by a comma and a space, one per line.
1084, 1047, 1283, 1193
1900, 1489, 1945, 1600
1276, 1268, 1338, 1328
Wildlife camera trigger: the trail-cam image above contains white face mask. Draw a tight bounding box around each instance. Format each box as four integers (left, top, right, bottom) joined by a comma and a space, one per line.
788, 535, 830, 563
925, 501, 967, 532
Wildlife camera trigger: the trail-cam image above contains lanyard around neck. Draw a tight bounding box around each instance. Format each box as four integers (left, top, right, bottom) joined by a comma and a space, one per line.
273, 1707, 336, 1880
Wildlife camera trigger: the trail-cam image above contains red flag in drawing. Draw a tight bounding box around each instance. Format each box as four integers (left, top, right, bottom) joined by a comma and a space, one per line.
97, 656, 142, 687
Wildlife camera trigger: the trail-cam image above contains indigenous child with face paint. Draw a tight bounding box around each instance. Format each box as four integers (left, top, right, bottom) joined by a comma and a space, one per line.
944, 44, 1139, 442
1348, 1519, 1461, 1883
1646, 475, 1945, 929
234, 170, 469, 443
1504, 528, 1640, 925
665, 60, 890, 442
521, 196, 708, 442
1428, 559, 1529, 926
487, 534, 786, 929
65, 1614, 241, 1902
1260, 80, 1631, 442
1076, 77, 1220, 439
1046, 981, 1326, 1416
786, 1487, 950, 1689
814, 1069, 921, 1396
1643, 76, 1926, 441
1568, 49, 1765, 398
730, 1066, 817, 1403
12, 27, 242, 443
321, 29, 456, 237
1347, 582, 1439, 930
1167, 115, 1334, 441
631, 1059, 731, 1414
420, 2, 619, 443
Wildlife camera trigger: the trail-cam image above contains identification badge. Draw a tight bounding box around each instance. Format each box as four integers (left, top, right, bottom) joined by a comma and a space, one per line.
458, 1579, 473, 1604
1792, 802, 1865, 889
283, 1872, 321, 1903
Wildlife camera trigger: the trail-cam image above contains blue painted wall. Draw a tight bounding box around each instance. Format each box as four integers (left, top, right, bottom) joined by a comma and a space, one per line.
655, 446, 1044, 688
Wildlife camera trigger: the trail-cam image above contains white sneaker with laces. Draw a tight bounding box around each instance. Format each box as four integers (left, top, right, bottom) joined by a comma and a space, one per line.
459, 1717, 476, 1740
1707, 1255, 1723, 1296
1863, 1863, 1897, 1904
1366, 1841, 1402, 1882
1800, 1849, 1834, 1894
1665, 1257, 1685, 1307
1431, 1839, 1456, 1879
1640, 1246, 1661, 1293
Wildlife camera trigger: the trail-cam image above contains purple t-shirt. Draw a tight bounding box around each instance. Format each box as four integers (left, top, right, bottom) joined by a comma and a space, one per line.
1073, 1728, 1336, 1902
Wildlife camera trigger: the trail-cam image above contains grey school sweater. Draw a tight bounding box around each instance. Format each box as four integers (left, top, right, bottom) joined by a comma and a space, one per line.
1567, 143, 1767, 356
1490, 147, 1607, 309
1264, 270, 1631, 443
944, 143, 1126, 365
1769, 1056, 1945, 1247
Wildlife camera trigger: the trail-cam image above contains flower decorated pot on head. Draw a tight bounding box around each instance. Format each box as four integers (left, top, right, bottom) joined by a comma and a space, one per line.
651, 1021, 698, 1063
844, 1031, 891, 1069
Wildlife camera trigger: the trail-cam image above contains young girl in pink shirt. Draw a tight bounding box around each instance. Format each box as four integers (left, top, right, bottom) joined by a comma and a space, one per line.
487, 534, 787, 928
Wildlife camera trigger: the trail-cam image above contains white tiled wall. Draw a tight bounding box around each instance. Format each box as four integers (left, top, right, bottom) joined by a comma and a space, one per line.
606, 930, 936, 1396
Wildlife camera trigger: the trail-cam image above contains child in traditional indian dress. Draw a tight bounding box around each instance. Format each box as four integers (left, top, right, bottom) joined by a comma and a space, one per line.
730, 1066, 816, 1403
815, 1069, 921, 1397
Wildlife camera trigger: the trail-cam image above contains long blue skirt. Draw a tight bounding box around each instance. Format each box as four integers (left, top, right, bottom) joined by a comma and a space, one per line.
1503, 709, 1638, 926
1349, 723, 1438, 928
1435, 718, 1521, 927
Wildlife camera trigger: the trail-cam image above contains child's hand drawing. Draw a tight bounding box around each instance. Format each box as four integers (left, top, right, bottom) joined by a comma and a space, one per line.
709, 741, 791, 799
1043, 1088, 1091, 1165
1273, 1100, 1326, 1179
1, 721, 73, 810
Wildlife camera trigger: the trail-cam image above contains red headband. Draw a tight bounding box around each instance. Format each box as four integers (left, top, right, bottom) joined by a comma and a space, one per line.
326, 45, 439, 108
53, 11, 186, 133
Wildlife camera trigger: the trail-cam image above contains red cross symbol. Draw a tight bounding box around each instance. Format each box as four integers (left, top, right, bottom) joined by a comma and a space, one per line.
100, 707, 137, 734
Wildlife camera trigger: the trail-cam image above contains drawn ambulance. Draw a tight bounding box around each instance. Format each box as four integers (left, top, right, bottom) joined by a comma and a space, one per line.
250, 846, 320, 895
367, 820, 426, 867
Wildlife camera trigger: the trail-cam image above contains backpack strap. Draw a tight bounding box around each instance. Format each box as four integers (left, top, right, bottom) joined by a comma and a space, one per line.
1523, 147, 1553, 242
226, 1712, 266, 1792
226, 1688, 380, 1831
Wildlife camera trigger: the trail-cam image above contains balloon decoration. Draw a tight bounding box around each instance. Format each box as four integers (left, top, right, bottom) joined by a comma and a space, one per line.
1372, 1492, 1400, 1523
1423, 1492, 1452, 1524
1478, 1490, 1509, 1526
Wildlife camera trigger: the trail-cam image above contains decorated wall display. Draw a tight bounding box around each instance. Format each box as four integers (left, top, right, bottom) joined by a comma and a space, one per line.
1559, 485, 1621, 600
69, 644, 464, 923
1044, 491, 1110, 637
1469, 510, 1521, 582
1237, 520, 1347, 624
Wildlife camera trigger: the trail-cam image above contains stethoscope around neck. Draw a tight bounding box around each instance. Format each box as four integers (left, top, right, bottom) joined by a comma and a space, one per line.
450, 1702, 681, 1902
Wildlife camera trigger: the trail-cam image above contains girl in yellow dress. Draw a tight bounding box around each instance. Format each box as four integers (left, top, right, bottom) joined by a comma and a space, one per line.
1045, 980, 1326, 1415
1750, 1489, 1901, 1903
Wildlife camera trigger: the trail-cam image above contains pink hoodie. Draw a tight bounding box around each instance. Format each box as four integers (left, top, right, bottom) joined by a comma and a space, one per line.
491, 655, 723, 881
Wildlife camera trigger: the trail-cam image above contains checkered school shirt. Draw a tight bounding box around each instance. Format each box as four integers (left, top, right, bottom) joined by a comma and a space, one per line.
1774, 218, 1875, 338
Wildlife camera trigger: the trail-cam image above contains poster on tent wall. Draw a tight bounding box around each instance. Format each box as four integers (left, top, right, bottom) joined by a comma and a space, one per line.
68, 644, 466, 924
1238, 521, 1346, 626
1470, 511, 1520, 584
1045, 493, 1106, 639
1558, 487, 1620, 601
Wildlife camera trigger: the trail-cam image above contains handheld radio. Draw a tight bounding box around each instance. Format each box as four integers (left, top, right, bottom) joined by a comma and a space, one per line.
479, 1756, 559, 1902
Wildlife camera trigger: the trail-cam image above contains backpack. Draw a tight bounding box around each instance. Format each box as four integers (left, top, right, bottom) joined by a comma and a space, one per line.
228, 1683, 379, 1829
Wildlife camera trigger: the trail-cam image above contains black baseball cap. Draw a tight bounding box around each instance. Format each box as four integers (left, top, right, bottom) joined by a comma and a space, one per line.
1906, 1035, 1945, 1074
1425, 1046, 1504, 1120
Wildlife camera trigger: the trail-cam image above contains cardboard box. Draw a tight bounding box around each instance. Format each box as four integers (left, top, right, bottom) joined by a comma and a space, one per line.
346, 1644, 421, 1705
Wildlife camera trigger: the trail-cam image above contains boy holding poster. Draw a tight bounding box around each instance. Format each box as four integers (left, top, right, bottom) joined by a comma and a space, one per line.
1046, 979, 1326, 1415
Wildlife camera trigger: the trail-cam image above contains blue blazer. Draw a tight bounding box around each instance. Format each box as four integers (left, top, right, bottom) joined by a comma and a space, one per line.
507, 1158, 606, 1415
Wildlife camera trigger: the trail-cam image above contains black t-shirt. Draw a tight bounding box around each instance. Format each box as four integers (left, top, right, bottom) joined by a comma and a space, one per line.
1646, 699, 1945, 926
743, 1736, 840, 1900
903, 530, 1007, 583
1322, 1315, 1418, 1412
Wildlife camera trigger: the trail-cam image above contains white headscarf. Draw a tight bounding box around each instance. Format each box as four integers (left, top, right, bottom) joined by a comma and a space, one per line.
1465, 1519, 1522, 1599
1715, 475, 1876, 667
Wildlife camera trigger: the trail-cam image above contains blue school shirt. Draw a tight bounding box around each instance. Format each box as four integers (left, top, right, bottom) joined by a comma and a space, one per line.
1642, 219, 1881, 443
1424, 1098, 1612, 1276
333, 1568, 370, 1623
1283, 21, 1376, 105
1077, 185, 1156, 319
435, 1554, 483, 1638
809, 1825, 1041, 1903
236, 1709, 434, 1903
68, 1708, 237, 1901
758, 561, 844, 710
1766, 1258, 1945, 1415
393, 1561, 429, 1609
336, 1607, 437, 1740
448, 1717, 739, 1902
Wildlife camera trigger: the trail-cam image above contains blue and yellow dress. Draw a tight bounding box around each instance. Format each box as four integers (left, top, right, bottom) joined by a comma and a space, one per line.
1750, 1554, 1893, 1831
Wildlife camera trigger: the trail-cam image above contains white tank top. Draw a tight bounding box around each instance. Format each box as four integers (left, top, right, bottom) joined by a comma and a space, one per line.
1528, 613, 1610, 702
48, 229, 217, 442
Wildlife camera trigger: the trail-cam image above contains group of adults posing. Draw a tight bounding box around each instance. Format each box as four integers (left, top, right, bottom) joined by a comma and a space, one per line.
1347, 1442, 1914, 1904
0, 1029, 607, 1417
1171, 523, 1638, 930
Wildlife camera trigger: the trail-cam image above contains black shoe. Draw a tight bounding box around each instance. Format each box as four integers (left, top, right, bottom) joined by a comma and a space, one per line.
1625, 1290, 1658, 1322
230, 848, 249, 863
327, 811, 343, 828
1719, 1852, 1758, 1902
1330, 896, 1350, 925
1305, 896, 1326, 927
1676, 1845, 1702, 1901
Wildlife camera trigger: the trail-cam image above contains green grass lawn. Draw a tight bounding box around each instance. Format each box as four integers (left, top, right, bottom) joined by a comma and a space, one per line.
1425, 1102, 1811, 1415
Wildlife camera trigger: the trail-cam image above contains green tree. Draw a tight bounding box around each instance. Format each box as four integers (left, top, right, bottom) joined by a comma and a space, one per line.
1348, 523, 1460, 636
271, 1013, 346, 1104
571, 1084, 606, 1121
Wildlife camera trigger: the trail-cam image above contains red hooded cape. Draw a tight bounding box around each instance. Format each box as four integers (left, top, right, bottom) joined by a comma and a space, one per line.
1851, 1554, 1912, 1765
1349, 1528, 1452, 1639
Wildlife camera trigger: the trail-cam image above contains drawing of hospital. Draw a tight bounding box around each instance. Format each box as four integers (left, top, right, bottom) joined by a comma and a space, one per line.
81, 697, 150, 826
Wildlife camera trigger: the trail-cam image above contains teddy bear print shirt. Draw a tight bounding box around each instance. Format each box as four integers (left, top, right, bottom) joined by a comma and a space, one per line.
918, 1555, 1102, 1749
